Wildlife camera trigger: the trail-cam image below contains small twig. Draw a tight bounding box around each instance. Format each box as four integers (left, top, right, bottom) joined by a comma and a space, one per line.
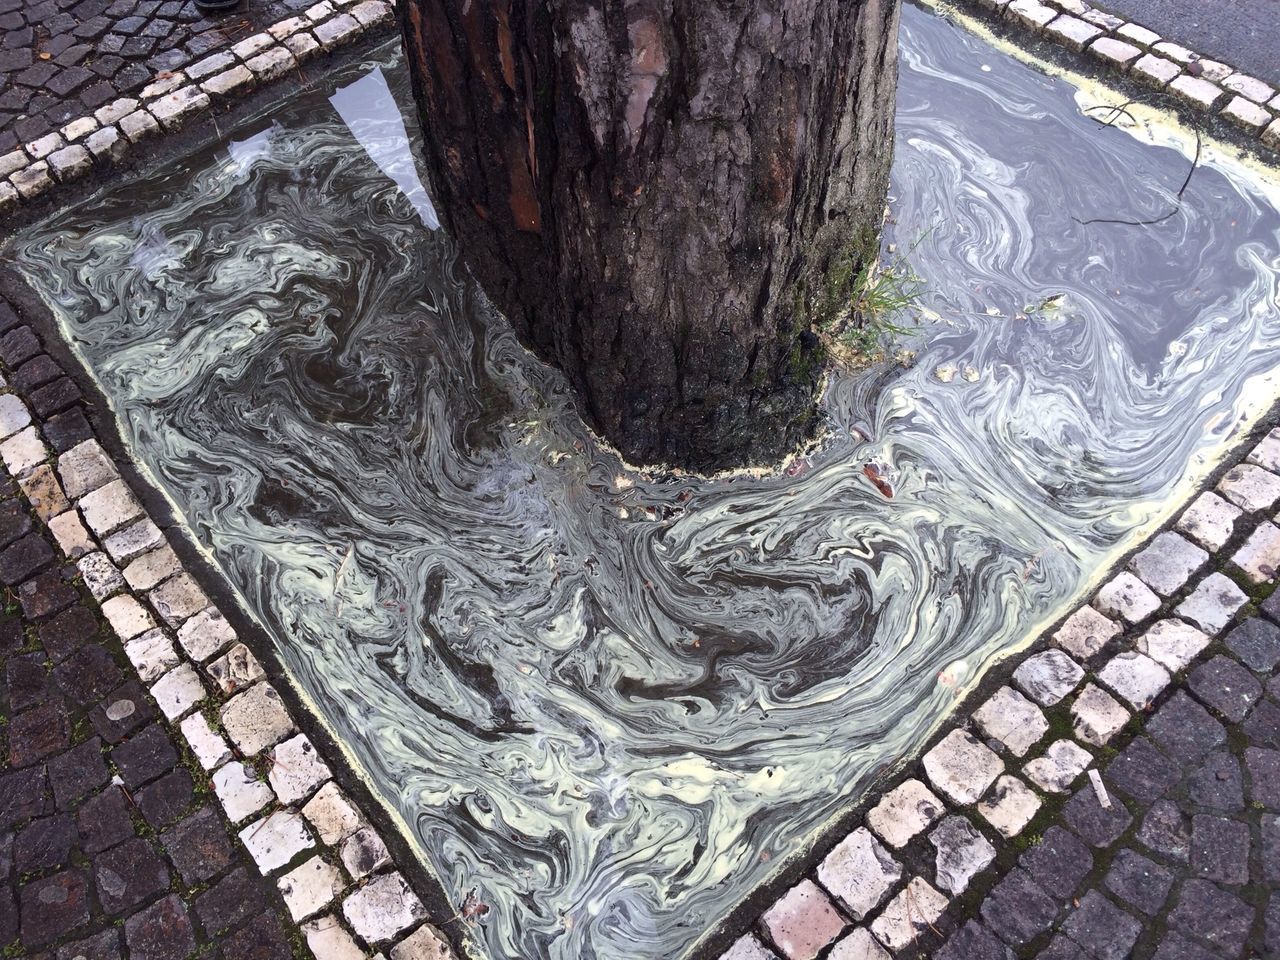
1073, 124, 1201, 227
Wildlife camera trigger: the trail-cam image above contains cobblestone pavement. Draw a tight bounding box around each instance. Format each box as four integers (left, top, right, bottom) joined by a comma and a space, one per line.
1089, 0, 1280, 87
0, 0, 301, 153
719, 435, 1280, 959
0, 356, 307, 956
0, 287, 458, 959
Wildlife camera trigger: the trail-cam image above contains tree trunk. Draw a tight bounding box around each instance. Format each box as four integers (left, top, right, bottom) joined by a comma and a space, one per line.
398, 0, 900, 472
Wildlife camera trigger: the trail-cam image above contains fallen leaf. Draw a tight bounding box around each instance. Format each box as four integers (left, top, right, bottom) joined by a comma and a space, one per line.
863, 463, 893, 498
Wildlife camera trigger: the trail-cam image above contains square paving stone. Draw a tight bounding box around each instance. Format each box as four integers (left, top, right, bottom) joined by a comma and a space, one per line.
929, 815, 994, 895
1020, 826, 1093, 896
1168, 879, 1252, 955
1135, 619, 1211, 674
1105, 737, 1180, 803
1063, 784, 1133, 848
923, 728, 1004, 805
1176, 491, 1242, 551
1225, 616, 1280, 672
93, 836, 169, 915
18, 867, 89, 947
1095, 572, 1160, 623
47, 736, 109, 808
1129, 531, 1207, 596
976, 774, 1040, 839
1176, 573, 1247, 635
1039, 935, 1086, 960
1244, 696, 1280, 748
56, 928, 121, 960
8, 699, 71, 768
1053, 606, 1120, 660
0, 766, 51, 830
13, 813, 78, 874
936, 921, 1010, 960
1103, 849, 1173, 916
1060, 890, 1141, 960
52, 643, 122, 704
89, 680, 154, 743
160, 806, 234, 884
1151, 930, 1220, 960
38, 603, 98, 662
1190, 656, 1263, 722
1190, 814, 1249, 884
1246, 746, 1280, 809
7, 653, 53, 712
1187, 750, 1243, 810
195, 866, 265, 935
110, 722, 177, 788
76, 786, 134, 854
972, 686, 1048, 757
134, 767, 194, 829
1096, 651, 1170, 710
1268, 892, 1280, 958
125, 893, 195, 960
1136, 799, 1190, 862
980, 868, 1058, 946
18, 568, 80, 621
761, 879, 846, 960
867, 779, 944, 848
220, 909, 291, 960
1264, 814, 1280, 883
1146, 691, 1226, 759
1070, 684, 1129, 747
1013, 650, 1084, 706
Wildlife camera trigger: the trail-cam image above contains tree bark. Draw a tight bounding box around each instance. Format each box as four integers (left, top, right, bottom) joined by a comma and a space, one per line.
398, 0, 900, 472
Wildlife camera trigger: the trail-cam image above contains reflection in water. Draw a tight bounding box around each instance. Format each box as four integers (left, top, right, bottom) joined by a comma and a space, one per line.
11, 8, 1280, 959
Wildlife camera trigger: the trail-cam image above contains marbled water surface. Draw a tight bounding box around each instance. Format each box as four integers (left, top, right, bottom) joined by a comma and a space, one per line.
11, 5, 1280, 958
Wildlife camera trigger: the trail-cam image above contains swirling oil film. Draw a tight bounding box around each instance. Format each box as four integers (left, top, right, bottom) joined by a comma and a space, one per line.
10, 5, 1280, 959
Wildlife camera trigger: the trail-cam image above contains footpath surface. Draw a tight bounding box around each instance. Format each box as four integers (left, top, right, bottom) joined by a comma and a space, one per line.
720, 440, 1280, 960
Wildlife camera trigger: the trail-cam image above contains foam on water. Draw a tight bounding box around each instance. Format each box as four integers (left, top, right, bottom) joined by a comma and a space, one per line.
11, 6, 1280, 958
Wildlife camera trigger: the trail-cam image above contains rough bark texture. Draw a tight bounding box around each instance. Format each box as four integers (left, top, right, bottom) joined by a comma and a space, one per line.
398, 0, 900, 472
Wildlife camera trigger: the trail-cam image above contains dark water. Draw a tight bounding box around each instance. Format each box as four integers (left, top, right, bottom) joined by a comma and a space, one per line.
11, 5, 1280, 958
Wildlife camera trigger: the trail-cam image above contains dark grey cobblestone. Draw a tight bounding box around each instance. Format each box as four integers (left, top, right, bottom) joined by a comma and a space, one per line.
0, 313, 305, 959
0, 0, 305, 151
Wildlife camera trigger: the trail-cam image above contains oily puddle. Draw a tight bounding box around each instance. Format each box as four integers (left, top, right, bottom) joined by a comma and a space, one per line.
10, 5, 1280, 959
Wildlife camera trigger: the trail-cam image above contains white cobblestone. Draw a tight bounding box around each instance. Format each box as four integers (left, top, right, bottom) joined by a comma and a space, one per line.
1053, 605, 1121, 660
232, 31, 275, 59
1248, 428, 1280, 472
149, 572, 209, 626
304, 1, 334, 20
341, 826, 391, 881
213, 761, 274, 822
1176, 572, 1247, 634
1195, 59, 1233, 82
47, 145, 91, 182
1168, 74, 1224, 110
314, 13, 363, 49
1097, 650, 1171, 708
150, 662, 205, 720
27, 132, 64, 160
1115, 22, 1159, 47
303, 782, 365, 846
816, 826, 901, 920
11, 162, 53, 200
350, 0, 391, 26
0, 150, 27, 180
1, 426, 45, 476
78, 551, 125, 601
140, 72, 185, 99
269, 16, 309, 39
95, 97, 139, 126
17, 464, 66, 521
123, 545, 180, 591
1135, 618, 1211, 673
929, 815, 994, 895
1089, 37, 1142, 68
342, 872, 427, 944
101, 592, 154, 639
1024, 739, 1092, 793
0, 395, 31, 440
1094, 571, 1161, 623
119, 110, 160, 143
1263, 120, 1280, 152
1153, 41, 1196, 63
976, 774, 1040, 838
241, 809, 315, 874
86, 125, 127, 163
301, 914, 366, 960
1013, 649, 1085, 706
103, 517, 164, 564
285, 32, 322, 60
77, 479, 144, 535
124, 627, 180, 683
1176, 491, 1242, 551
58, 440, 117, 499
150, 86, 210, 131
829, 929, 890, 960
1232, 521, 1280, 583
187, 51, 237, 80
869, 877, 947, 952
1223, 96, 1272, 132
972, 685, 1048, 756
222, 681, 296, 755
389, 923, 453, 960
1131, 53, 1181, 87
923, 728, 1004, 805
1071, 683, 1130, 746
867, 779, 944, 848
246, 46, 297, 81
269, 733, 332, 805
1129, 530, 1208, 596
1044, 15, 1101, 51
279, 856, 345, 921
48, 510, 93, 559
1006, 0, 1056, 29
207, 642, 266, 694
1218, 463, 1280, 512
0, 182, 18, 215
180, 710, 233, 770
202, 65, 255, 98
177, 605, 237, 661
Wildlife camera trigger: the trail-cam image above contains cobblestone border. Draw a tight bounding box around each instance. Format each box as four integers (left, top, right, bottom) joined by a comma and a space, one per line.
0, 298, 460, 958
965, 0, 1280, 153
0, 0, 396, 215
714, 425, 1280, 959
